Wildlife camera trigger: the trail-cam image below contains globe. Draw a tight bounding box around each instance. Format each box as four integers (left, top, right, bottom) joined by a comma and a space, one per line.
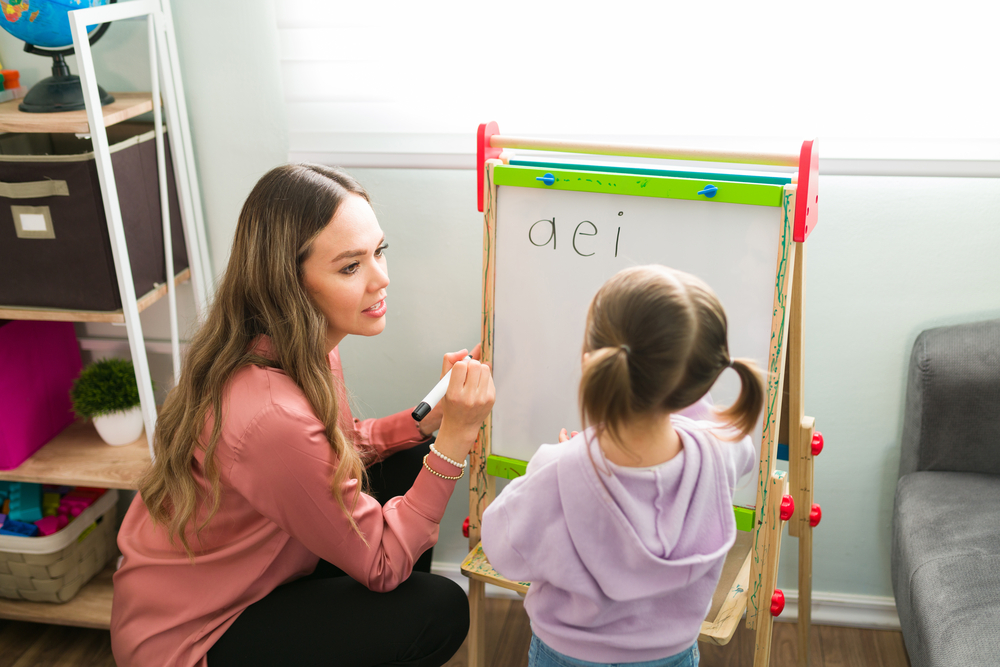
0, 0, 110, 49
0, 0, 115, 112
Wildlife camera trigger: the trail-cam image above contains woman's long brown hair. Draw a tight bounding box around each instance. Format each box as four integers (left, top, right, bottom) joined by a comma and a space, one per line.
138, 164, 369, 556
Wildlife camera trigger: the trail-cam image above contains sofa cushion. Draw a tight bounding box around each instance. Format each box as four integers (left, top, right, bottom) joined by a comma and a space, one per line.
892, 471, 1000, 666
899, 319, 1000, 477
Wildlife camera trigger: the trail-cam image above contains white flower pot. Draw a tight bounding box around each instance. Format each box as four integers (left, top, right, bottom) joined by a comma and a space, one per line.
92, 406, 144, 446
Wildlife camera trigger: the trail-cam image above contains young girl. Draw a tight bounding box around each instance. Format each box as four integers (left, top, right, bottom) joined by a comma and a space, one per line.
481, 265, 763, 667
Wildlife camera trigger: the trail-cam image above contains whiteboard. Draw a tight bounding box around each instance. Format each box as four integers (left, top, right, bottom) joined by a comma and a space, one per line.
491, 183, 784, 509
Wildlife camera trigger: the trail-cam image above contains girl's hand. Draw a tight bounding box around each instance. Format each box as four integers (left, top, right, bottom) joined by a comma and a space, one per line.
417, 344, 482, 437
558, 428, 579, 443
432, 356, 495, 464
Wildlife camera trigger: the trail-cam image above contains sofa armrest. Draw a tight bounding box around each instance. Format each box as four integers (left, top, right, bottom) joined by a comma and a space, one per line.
899, 318, 1000, 477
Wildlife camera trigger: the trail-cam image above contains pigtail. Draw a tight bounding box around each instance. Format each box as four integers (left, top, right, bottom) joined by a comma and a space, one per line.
579, 345, 633, 445
715, 358, 765, 439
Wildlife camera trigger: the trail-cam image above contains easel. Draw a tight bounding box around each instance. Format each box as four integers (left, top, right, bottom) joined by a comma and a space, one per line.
461, 123, 822, 667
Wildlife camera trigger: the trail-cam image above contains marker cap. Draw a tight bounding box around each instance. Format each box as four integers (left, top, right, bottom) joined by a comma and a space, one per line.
412, 402, 432, 422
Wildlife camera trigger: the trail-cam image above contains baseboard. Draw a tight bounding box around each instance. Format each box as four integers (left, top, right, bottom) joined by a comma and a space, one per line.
778, 589, 901, 630
430, 562, 901, 628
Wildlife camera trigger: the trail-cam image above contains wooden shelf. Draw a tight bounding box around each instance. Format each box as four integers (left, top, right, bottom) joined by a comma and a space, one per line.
0, 268, 191, 323
0, 92, 153, 134
0, 562, 114, 630
0, 421, 150, 489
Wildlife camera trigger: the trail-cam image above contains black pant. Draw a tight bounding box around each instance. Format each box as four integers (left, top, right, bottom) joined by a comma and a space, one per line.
208, 441, 469, 667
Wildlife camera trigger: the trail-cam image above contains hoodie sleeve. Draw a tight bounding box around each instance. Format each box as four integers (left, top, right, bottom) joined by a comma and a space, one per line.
724, 435, 757, 487
481, 496, 533, 582
481, 445, 563, 583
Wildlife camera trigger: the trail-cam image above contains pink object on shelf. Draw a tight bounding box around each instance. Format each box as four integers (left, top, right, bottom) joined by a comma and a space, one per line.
35, 515, 61, 536
0, 321, 82, 470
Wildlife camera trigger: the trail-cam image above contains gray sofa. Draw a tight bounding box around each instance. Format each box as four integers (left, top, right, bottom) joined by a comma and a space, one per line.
892, 319, 1000, 666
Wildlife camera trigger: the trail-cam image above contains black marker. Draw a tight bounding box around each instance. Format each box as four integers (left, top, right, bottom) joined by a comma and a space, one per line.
412, 355, 473, 421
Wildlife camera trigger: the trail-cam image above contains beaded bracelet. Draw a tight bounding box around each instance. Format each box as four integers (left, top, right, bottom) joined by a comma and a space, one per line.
423, 454, 464, 480
429, 443, 467, 469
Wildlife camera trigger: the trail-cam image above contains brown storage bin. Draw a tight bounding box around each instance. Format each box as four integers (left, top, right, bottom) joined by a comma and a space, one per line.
0, 123, 189, 311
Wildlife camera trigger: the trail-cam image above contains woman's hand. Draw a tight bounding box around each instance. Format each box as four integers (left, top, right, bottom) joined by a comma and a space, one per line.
432, 355, 495, 465
558, 428, 579, 443
417, 344, 483, 437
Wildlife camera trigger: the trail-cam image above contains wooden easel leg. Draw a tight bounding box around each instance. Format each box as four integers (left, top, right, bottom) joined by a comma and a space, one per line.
752, 471, 787, 667
468, 579, 488, 667
753, 605, 776, 667
798, 523, 813, 667
796, 417, 816, 666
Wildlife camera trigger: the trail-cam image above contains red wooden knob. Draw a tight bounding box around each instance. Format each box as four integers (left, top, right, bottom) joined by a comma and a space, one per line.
770, 589, 785, 616
780, 494, 795, 522
462, 516, 470, 538
811, 431, 824, 456
809, 503, 822, 527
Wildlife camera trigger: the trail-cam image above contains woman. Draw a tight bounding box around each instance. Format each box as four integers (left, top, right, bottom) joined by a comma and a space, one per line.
111, 165, 494, 667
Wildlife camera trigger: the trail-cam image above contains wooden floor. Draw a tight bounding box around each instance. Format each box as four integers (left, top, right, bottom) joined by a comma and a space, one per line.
443, 598, 911, 667
0, 597, 909, 667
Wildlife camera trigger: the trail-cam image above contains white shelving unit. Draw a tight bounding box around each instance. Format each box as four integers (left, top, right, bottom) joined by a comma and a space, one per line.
0, 0, 208, 629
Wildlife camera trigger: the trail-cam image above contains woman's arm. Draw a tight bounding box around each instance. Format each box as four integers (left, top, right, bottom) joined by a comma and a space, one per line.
231, 358, 493, 592
230, 403, 461, 592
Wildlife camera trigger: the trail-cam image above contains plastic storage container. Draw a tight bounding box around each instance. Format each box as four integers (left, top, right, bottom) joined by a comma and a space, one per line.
0, 320, 81, 470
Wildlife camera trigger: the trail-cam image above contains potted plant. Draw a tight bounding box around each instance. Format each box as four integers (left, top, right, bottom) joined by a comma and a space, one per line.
70, 358, 144, 446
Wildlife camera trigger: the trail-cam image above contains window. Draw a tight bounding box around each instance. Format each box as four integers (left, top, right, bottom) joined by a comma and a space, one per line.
277, 1, 1000, 174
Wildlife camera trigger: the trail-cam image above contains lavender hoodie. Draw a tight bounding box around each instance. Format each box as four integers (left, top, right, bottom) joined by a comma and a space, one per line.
481, 416, 756, 663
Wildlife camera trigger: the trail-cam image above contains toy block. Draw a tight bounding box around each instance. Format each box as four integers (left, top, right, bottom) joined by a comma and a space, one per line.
43, 492, 61, 517
0, 517, 39, 537
34, 515, 61, 537
8, 482, 43, 523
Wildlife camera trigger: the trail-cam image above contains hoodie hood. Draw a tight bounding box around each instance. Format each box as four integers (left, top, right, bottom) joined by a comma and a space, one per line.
558, 421, 738, 602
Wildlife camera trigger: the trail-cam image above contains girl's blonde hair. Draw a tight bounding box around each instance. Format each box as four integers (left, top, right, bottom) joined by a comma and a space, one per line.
579, 265, 764, 448
138, 164, 369, 556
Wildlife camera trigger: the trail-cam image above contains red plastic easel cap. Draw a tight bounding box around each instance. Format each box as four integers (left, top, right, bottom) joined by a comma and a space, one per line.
793, 139, 819, 242
477, 122, 501, 213
779, 494, 795, 522
770, 589, 785, 616
811, 431, 824, 457
809, 503, 822, 527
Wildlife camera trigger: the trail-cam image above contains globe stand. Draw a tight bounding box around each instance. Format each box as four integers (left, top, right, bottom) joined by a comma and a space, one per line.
17, 14, 116, 114
19, 52, 115, 113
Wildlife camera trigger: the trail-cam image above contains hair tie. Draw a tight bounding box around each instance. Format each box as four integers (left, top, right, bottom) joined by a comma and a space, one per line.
728, 358, 736, 368
620, 344, 631, 355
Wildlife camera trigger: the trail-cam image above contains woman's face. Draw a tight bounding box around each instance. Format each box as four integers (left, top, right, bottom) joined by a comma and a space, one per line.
301, 194, 389, 351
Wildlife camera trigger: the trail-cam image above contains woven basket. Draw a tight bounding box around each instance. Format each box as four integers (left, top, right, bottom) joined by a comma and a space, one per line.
0, 488, 118, 603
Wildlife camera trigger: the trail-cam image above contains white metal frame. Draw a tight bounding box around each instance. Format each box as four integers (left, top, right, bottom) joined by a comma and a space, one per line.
70, 0, 210, 458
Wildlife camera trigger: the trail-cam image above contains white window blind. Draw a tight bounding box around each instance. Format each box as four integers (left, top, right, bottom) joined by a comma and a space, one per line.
276, 1, 1000, 173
